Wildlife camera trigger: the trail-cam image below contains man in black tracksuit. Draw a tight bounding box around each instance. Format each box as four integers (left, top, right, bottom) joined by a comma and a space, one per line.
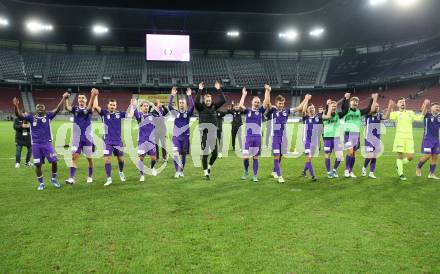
13, 117, 32, 168
216, 110, 227, 158
152, 100, 169, 162
228, 104, 243, 151
195, 81, 226, 180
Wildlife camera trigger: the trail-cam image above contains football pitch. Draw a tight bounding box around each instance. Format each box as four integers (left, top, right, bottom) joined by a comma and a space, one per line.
1, 120, 440, 273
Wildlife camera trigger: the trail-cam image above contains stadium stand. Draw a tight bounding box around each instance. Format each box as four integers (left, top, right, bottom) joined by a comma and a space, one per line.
46, 53, 101, 84
192, 56, 229, 84
0, 49, 25, 81
32, 89, 66, 110
278, 59, 323, 86
145, 61, 188, 85
0, 88, 23, 112
229, 59, 278, 87
104, 54, 143, 85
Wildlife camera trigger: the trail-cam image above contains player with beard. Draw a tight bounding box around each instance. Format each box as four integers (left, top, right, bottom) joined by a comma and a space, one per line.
386, 97, 428, 181
264, 85, 308, 183
341, 93, 375, 178
94, 95, 135, 186
195, 81, 226, 180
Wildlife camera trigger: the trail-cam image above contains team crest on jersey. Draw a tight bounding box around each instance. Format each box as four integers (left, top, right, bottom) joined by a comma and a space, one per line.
107, 115, 110, 119
248, 112, 252, 118
282, 111, 287, 117
33, 122, 37, 127
116, 114, 120, 119
83, 109, 88, 114
42, 118, 46, 123
315, 117, 319, 122
183, 113, 187, 118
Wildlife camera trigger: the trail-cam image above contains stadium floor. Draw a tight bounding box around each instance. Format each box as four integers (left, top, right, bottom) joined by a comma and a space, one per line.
1, 121, 440, 273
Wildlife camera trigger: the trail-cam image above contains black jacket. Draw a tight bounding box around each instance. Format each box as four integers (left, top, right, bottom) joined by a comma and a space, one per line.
216, 111, 227, 131
228, 109, 243, 127
195, 89, 226, 126
14, 118, 31, 146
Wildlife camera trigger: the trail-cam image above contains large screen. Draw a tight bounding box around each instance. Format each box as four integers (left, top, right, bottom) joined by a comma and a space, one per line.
146, 34, 190, 62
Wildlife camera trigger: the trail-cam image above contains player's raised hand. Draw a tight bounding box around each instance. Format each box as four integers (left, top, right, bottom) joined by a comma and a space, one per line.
371, 93, 379, 100
344, 93, 351, 99
130, 98, 137, 106
388, 99, 395, 107
198, 82, 204, 90
12, 97, 19, 106
242, 87, 247, 96
62, 92, 70, 99
91, 88, 99, 96
326, 99, 332, 105
423, 99, 431, 106
264, 84, 271, 92
306, 94, 312, 100
186, 87, 192, 96
214, 80, 221, 90
171, 86, 177, 96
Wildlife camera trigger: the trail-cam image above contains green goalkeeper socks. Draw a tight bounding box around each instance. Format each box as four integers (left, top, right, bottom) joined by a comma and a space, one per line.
396, 159, 404, 176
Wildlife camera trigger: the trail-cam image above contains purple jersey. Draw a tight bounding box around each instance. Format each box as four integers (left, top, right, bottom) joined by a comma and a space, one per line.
134, 109, 157, 144
168, 95, 194, 139
71, 106, 93, 142
25, 112, 55, 144
365, 113, 383, 139
302, 114, 323, 144
267, 107, 291, 137
423, 112, 440, 140
244, 106, 266, 137
99, 109, 126, 144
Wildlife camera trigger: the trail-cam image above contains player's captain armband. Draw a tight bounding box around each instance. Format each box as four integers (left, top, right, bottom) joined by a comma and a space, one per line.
424, 148, 432, 153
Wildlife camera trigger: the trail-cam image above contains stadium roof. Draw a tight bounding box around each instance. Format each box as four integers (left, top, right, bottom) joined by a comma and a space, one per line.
0, 0, 439, 50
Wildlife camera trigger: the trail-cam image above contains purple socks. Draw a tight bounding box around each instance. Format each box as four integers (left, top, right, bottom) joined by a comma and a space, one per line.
105, 163, 112, 178
325, 158, 331, 172
118, 160, 124, 172
70, 167, 76, 178
244, 159, 249, 172
253, 159, 259, 176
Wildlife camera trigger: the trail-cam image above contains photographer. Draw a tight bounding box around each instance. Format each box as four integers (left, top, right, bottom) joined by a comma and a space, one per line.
13, 117, 32, 168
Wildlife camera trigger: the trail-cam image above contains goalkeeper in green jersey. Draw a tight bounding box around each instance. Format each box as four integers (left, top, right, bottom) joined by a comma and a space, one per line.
385, 97, 429, 181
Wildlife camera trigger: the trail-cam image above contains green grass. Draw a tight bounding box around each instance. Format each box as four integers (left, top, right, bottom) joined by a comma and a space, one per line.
1, 120, 440, 273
